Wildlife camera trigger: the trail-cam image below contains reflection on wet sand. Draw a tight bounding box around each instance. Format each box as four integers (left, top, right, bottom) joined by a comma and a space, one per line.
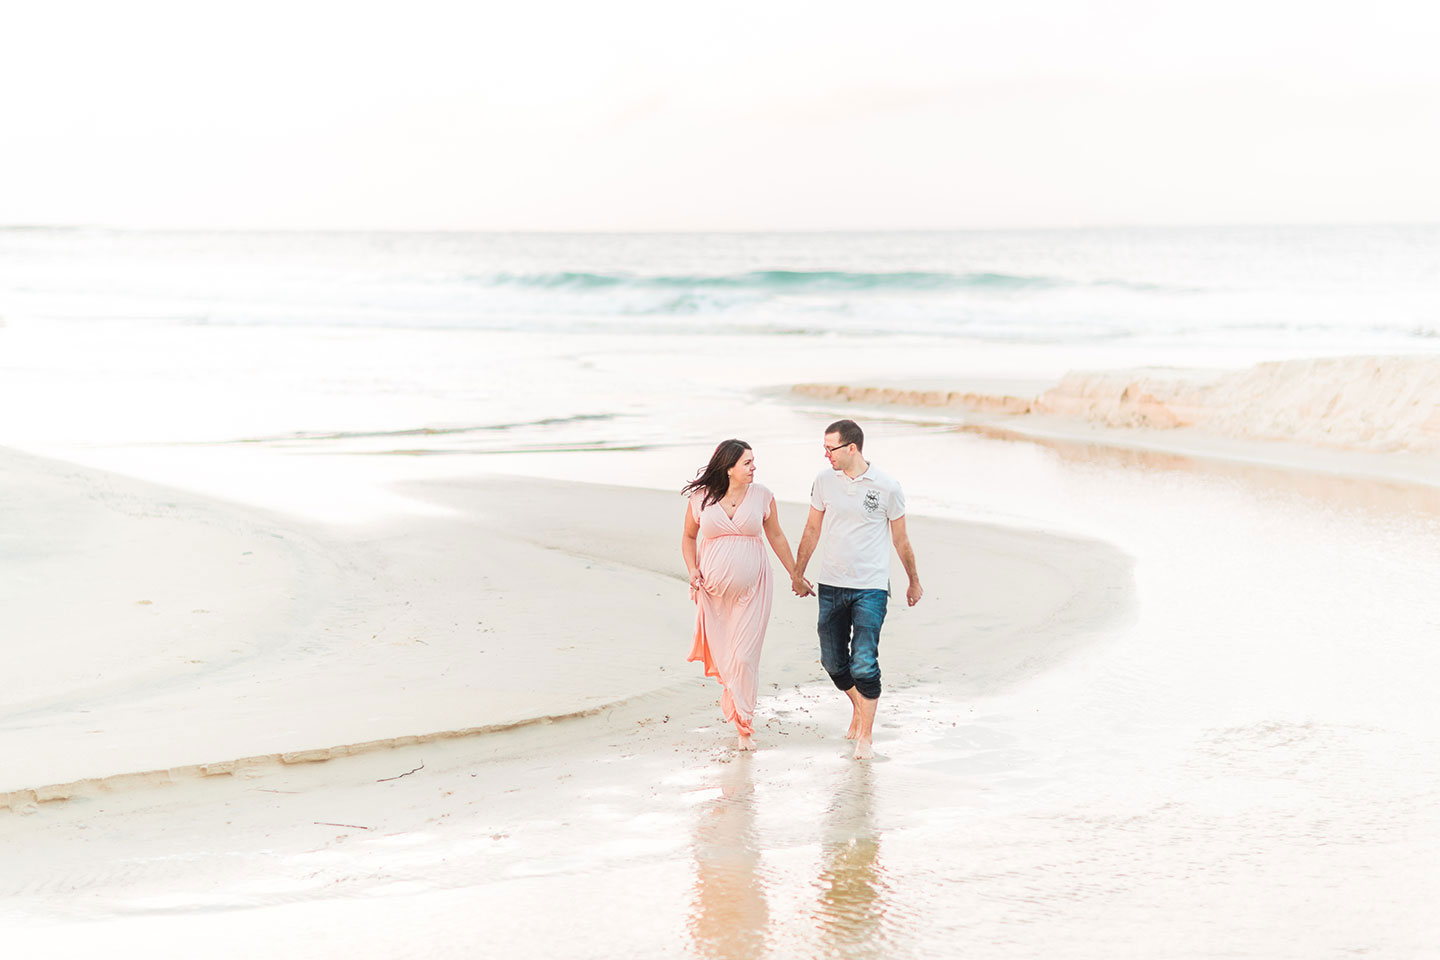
959, 422, 1440, 520
689, 754, 768, 960
687, 757, 894, 960
815, 763, 890, 959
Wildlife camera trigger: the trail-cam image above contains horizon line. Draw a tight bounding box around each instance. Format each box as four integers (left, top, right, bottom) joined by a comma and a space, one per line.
3, 219, 1439, 236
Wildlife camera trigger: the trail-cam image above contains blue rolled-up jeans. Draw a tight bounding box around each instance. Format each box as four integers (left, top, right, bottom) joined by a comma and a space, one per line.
817, 584, 888, 700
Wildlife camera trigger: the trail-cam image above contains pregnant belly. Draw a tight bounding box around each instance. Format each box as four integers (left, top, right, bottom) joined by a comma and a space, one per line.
700, 539, 767, 600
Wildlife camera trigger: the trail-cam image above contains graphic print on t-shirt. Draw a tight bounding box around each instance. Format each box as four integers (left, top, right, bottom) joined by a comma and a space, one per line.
863, 489, 881, 515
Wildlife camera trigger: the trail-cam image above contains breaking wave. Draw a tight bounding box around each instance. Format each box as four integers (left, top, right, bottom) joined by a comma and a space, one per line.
484, 269, 1067, 293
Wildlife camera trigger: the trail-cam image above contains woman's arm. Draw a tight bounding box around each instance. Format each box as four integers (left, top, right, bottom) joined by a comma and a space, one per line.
682, 503, 703, 598
763, 497, 813, 596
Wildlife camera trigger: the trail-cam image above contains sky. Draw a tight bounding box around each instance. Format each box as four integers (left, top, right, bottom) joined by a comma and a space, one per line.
4, 0, 1439, 231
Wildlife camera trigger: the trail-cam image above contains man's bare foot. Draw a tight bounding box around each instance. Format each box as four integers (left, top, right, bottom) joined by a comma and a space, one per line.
737, 734, 756, 751
845, 717, 860, 740
853, 738, 874, 760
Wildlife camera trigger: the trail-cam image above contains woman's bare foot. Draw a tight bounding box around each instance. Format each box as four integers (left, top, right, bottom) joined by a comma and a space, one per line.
737, 733, 756, 751
853, 738, 874, 760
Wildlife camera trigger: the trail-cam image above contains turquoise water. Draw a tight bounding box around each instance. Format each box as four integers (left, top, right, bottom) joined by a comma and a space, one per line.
2, 224, 1437, 462
2, 225, 1437, 342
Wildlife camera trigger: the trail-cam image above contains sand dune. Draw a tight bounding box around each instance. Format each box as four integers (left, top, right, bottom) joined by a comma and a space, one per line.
795, 355, 1440, 454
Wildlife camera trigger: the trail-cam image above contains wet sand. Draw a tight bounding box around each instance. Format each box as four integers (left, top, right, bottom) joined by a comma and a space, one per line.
5, 429, 1440, 958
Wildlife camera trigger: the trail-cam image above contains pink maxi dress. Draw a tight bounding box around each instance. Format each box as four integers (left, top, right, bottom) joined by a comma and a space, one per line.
688, 482, 774, 737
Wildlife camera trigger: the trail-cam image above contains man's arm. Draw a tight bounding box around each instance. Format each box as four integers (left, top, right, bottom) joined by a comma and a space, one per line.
792, 506, 825, 595
890, 515, 922, 607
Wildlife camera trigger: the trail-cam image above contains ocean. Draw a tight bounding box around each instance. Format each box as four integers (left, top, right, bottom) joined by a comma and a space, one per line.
2, 225, 1438, 481
5, 225, 1438, 341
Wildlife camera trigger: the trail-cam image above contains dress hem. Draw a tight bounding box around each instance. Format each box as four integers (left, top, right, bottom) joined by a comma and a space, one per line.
688, 609, 755, 737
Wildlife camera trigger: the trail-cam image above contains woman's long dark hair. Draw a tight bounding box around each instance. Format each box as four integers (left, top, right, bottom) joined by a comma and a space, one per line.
682, 439, 752, 509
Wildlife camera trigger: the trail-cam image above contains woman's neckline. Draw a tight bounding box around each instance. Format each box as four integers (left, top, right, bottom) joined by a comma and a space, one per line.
719, 482, 752, 520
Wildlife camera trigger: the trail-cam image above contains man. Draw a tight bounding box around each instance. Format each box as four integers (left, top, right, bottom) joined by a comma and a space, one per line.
792, 419, 921, 760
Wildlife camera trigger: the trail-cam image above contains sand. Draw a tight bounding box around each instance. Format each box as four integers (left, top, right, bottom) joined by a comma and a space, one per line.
5, 394, 1439, 958
0, 443, 1136, 956
792, 355, 1440, 487
1, 453, 699, 803
1, 446, 1128, 806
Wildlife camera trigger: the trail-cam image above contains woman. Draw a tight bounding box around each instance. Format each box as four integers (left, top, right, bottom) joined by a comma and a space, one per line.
681, 439, 810, 750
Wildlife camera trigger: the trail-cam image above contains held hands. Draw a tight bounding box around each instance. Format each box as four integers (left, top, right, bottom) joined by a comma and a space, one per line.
692, 567, 815, 599
906, 579, 923, 607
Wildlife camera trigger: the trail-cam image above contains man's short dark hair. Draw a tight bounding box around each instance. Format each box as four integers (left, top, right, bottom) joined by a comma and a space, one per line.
825, 419, 864, 452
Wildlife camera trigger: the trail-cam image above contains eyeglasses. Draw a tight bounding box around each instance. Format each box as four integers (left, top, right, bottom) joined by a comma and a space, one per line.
823, 442, 851, 454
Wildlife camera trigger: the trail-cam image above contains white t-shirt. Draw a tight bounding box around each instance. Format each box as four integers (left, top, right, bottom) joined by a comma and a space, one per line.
809, 463, 905, 590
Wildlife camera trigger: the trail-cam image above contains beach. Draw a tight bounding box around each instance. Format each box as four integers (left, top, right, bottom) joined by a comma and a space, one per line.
6, 420, 1440, 958
2, 444, 1139, 953
3, 227, 1440, 957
